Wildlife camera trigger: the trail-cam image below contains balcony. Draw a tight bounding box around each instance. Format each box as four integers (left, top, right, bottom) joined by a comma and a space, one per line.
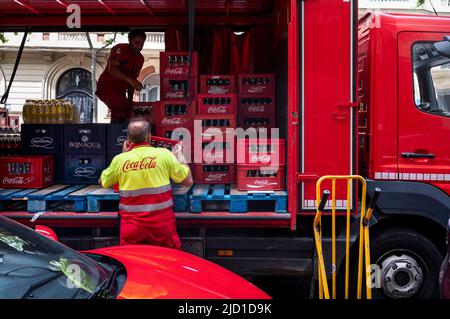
0, 32, 165, 50
359, 0, 450, 13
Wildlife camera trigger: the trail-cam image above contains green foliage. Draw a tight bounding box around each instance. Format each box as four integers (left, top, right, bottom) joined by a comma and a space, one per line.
0, 33, 8, 44
417, 0, 426, 6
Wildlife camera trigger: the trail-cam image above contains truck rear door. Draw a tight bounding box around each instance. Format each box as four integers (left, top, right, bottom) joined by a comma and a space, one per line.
398, 32, 450, 195
299, 0, 357, 212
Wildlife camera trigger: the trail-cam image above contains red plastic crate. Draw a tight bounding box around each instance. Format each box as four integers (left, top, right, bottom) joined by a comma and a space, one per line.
238, 73, 275, 95
193, 163, 236, 184
161, 76, 198, 101
237, 164, 285, 191
197, 94, 237, 115
194, 114, 237, 138
200, 75, 236, 94
238, 114, 276, 130
153, 101, 196, 127
238, 94, 275, 116
193, 136, 236, 164
0, 155, 53, 188
237, 138, 285, 165
160, 51, 198, 77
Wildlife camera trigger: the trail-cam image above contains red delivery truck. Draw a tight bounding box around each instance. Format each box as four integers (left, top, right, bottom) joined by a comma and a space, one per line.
0, 1, 449, 299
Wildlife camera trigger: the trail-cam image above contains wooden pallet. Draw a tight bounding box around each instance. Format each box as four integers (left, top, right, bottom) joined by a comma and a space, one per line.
84, 184, 193, 213
27, 184, 87, 212
189, 184, 288, 213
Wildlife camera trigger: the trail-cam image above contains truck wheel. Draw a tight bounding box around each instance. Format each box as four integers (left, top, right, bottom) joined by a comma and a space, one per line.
370, 227, 442, 299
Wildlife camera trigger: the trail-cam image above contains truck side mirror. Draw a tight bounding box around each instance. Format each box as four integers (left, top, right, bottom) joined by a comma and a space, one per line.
433, 36, 450, 58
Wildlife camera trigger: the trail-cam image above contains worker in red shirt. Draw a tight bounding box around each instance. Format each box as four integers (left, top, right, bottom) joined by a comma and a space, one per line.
99, 120, 193, 249
96, 30, 146, 123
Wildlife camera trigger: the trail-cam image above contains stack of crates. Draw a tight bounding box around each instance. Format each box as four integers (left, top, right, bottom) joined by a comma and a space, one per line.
237, 74, 276, 130
62, 124, 107, 184
236, 138, 285, 191
158, 51, 198, 163
21, 123, 108, 184
194, 75, 238, 184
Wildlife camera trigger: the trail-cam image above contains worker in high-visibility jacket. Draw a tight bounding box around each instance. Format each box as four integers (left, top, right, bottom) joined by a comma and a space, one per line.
99, 120, 193, 249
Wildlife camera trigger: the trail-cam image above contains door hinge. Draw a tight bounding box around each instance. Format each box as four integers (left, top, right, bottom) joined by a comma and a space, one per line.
297, 173, 319, 182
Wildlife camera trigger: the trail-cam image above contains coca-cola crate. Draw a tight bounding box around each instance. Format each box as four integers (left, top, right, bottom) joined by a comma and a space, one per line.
0, 155, 53, 189
194, 114, 237, 138
193, 137, 236, 164
64, 154, 106, 185
238, 114, 276, 130
160, 51, 198, 77
237, 138, 285, 165
238, 73, 275, 95
154, 127, 193, 162
198, 94, 237, 115
237, 165, 285, 191
154, 101, 195, 127
21, 124, 64, 154
161, 76, 198, 101
64, 124, 107, 154
200, 75, 236, 94
193, 163, 236, 184
238, 94, 275, 116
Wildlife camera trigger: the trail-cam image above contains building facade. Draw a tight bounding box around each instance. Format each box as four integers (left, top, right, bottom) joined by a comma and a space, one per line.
0, 32, 164, 124
359, 0, 450, 17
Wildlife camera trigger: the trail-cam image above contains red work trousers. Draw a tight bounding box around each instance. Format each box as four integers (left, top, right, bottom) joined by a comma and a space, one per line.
119, 217, 182, 250
96, 84, 132, 123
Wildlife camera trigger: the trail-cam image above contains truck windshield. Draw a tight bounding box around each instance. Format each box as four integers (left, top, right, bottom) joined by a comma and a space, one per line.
0, 216, 108, 299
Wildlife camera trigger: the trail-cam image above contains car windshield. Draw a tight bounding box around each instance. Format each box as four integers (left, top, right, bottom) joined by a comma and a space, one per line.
0, 216, 108, 299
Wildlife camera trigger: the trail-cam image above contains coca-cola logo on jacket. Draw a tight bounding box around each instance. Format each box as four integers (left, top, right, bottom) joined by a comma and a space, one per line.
30, 137, 54, 149
74, 167, 97, 178
122, 157, 157, 172
165, 68, 185, 75
3, 177, 34, 185
161, 117, 187, 125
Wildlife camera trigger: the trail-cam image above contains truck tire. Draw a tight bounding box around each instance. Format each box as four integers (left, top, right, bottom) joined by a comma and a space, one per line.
369, 227, 443, 299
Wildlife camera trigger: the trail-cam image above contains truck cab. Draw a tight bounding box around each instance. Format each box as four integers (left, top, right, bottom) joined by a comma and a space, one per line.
358, 12, 450, 298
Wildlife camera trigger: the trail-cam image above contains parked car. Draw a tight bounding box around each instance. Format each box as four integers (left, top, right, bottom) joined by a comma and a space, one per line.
440, 218, 450, 299
0, 216, 270, 299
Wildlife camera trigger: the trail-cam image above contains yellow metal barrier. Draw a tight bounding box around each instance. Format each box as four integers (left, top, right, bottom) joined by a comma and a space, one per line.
313, 175, 380, 299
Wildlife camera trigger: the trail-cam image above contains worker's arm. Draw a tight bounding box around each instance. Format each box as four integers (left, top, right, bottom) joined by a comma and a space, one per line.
168, 145, 193, 187
108, 57, 143, 91
99, 157, 119, 189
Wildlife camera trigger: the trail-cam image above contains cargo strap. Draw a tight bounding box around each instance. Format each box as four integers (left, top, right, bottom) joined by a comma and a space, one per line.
184, 0, 195, 109
1, 31, 29, 105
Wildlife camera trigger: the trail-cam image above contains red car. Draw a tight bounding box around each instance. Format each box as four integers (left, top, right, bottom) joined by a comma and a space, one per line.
440, 218, 450, 299
0, 216, 270, 299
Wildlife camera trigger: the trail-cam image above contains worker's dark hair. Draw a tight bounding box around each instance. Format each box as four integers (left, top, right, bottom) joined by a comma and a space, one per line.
128, 30, 147, 40
127, 120, 151, 143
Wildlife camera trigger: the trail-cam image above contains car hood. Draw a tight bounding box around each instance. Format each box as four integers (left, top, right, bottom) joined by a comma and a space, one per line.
88, 245, 270, 299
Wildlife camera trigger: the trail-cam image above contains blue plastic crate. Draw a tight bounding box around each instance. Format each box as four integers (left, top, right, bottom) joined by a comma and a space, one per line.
64, 124, 107, 154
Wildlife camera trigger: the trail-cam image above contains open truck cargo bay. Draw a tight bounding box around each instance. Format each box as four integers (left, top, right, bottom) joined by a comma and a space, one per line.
0, 0, 357, 229
1, 1, 450, 298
